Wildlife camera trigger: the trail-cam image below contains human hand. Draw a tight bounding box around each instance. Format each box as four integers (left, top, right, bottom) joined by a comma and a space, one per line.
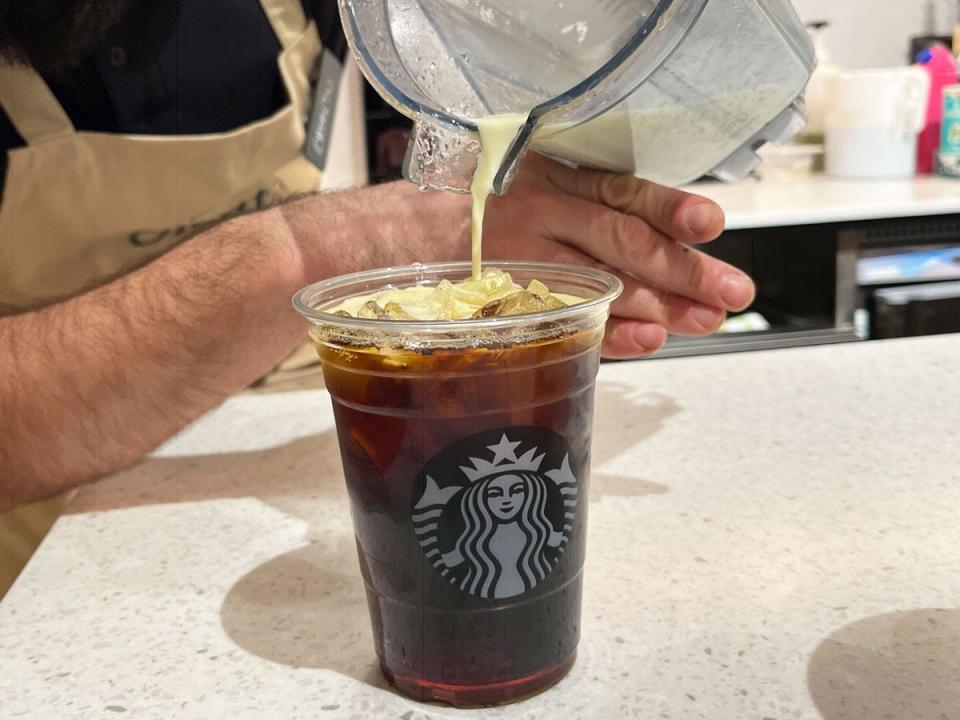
283, 153, 753, 360
482, 153, 755, 358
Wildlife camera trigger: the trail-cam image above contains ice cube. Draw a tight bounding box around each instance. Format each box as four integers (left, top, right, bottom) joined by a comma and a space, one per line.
358, 300, 389, 319
473, 291, 547, 318
527, 279, 568, 310
434, 280, 462, 320
526, 279, 551, 299
383, 302, 415, 320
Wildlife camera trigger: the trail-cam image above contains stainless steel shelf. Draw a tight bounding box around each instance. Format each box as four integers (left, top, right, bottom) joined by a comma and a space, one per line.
653, 327, 861, 359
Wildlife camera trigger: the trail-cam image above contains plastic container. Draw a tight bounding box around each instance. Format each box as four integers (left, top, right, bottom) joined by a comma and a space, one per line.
915, 45, 959, 174
756, 143, 822, 180
293, 262, 622, 706
939, 84, 960, 176
339, 0, 815, 192
825, 68, 930, 180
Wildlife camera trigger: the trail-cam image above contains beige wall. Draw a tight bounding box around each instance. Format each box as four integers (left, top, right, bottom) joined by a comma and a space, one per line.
789, 0, 956, 69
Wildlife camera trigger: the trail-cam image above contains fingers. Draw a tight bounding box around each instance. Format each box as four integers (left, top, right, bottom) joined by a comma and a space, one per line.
602, 319, 667, 360
487, 234, 727, 339
546, 244, 727, 336
540, 156, 725, 245
536, 193, 755, 312
615, 270, 727, 335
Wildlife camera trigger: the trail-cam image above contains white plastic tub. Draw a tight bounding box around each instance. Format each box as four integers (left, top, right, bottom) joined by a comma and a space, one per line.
825, 67, 930, 179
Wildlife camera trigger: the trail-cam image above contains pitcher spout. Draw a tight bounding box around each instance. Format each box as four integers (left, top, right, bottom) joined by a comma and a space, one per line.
403, 114, 529, 195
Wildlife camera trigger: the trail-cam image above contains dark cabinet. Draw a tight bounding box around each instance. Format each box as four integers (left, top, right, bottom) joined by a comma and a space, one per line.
658, 214, 960, 358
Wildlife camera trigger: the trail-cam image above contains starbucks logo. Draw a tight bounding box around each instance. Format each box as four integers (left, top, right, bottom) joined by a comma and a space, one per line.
411, 427, 578, 600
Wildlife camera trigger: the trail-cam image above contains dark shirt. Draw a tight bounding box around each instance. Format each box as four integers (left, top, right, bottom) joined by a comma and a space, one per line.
0, 0, 345, 195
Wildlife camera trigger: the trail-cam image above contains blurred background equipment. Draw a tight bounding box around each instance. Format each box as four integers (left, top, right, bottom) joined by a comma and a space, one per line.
872, 280, 960, 338
363, 83, 411, 184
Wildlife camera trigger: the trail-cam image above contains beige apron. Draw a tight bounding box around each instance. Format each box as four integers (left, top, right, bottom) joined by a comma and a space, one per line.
0, 0, 329, 596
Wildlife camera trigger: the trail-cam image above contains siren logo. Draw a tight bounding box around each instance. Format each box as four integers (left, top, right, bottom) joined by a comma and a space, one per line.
411, 427, 579, 600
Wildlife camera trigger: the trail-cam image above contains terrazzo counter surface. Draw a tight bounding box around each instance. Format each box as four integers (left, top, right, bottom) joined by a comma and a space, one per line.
3, 335, 960, 719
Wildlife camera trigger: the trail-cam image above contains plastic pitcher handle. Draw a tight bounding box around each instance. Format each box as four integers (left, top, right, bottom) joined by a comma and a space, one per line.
898, 69, 932, 135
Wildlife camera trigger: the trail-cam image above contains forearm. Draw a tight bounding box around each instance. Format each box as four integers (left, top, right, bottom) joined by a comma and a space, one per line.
0, 181, 470, 508
279, 180, 470, 278
0, 208, 308, 508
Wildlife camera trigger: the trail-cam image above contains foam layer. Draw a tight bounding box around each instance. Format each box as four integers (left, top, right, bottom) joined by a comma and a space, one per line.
331, 268, 584, 321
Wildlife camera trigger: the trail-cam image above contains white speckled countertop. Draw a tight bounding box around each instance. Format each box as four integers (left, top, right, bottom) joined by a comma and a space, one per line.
684, 176, 960, 230
3, 335, 960, 719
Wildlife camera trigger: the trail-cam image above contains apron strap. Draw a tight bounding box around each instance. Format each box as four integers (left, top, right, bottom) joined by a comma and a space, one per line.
259, 0, 311, 51
0, 63, 75, 146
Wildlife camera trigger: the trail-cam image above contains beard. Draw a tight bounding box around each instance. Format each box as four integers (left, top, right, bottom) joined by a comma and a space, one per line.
0, 0, 130, 74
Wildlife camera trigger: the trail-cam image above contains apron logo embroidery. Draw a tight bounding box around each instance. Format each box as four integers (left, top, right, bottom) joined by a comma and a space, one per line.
129, 189, 277, 246
412, 428, 578, 600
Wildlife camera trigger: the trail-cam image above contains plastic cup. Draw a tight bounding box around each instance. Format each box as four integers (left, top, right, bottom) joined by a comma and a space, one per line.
293, 261, 622, 707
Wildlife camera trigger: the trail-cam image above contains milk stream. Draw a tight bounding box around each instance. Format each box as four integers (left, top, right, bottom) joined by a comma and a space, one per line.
469, 114, 529, 280
329, 113, 593, 320
468, 113, 634, 279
